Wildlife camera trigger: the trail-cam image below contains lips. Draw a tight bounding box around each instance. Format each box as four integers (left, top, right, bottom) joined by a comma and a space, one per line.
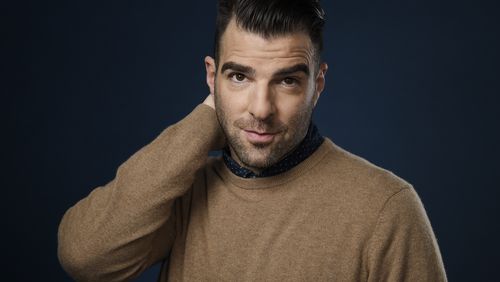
243, 129, 276, 144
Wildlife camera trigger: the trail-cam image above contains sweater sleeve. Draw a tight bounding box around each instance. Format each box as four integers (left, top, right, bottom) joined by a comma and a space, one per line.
57, 104, 225, 282
366, 186, 447, 282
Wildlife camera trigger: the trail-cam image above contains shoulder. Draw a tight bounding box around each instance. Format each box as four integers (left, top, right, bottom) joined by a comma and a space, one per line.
323, 139, 410, 190
313, 139, 415, 214
194, 155, 224, 186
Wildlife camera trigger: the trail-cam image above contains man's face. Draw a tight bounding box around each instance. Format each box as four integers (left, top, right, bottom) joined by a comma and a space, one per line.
205, 19, 327, 173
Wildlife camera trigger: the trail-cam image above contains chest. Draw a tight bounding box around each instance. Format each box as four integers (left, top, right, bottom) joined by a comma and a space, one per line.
173, 183, 371, 281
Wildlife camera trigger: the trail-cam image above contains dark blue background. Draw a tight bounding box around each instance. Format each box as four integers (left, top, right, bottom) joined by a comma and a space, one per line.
4, 0, 499, 281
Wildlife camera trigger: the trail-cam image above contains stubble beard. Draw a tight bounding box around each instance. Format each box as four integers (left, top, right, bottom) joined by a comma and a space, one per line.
214, 90, 314, 172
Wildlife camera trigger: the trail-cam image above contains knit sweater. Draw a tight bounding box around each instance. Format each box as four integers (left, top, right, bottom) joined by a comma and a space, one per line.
58, 104, 447, 281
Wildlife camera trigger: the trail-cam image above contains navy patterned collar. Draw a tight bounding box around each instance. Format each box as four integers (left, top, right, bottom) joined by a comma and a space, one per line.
222, 123, 324, 178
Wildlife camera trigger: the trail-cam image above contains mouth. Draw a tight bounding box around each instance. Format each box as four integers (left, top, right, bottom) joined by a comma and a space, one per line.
243, 129, 277, 144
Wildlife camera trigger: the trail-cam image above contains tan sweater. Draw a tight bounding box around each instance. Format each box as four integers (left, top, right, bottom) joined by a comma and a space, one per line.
58, 104, 447, 281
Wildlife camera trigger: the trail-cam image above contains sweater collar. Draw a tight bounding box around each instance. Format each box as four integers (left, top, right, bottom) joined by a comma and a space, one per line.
222, 123, 324, 178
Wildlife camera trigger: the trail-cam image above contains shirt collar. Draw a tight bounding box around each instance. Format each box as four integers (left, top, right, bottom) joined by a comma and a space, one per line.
222, 123, 324, 178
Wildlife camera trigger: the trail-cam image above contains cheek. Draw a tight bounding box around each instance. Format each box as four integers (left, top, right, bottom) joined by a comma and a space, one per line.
216, 84, 248, 120
275, 95, 310, 121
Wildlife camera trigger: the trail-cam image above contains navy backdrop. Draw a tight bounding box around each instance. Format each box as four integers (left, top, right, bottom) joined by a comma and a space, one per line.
4, 0, 499, 281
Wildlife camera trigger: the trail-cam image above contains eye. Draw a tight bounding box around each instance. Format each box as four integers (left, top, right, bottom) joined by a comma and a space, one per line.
229, 73, 247, 83
281, 77, 299, 87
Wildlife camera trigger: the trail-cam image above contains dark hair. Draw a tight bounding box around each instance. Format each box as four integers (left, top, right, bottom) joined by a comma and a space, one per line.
214, 0, 325, 68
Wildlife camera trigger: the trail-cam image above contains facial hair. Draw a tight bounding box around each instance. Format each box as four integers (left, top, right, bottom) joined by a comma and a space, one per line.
214, 89, 314, 171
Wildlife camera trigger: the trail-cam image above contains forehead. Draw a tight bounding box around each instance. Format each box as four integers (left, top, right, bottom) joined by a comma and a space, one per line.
219, 19, 315, 70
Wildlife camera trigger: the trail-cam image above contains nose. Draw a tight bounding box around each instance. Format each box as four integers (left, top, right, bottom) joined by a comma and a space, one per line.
247, 83, 275, 121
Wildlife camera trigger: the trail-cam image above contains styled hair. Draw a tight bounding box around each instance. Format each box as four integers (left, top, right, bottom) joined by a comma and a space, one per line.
214, 0, 325, 67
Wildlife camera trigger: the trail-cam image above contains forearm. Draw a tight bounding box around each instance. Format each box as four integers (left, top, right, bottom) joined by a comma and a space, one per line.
58, 104, 224, 281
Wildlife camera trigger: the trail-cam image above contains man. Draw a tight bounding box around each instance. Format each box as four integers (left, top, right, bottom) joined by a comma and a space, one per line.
58, 0, 447, 281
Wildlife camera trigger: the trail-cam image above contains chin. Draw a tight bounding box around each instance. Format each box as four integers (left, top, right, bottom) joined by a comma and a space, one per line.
244, 157, 270, 169
227, 130, 288, 170
239, 147, 279, 169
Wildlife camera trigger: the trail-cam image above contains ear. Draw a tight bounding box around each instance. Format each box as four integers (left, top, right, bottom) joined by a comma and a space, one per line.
313, 63, 328, 107
205, 56, 216, 95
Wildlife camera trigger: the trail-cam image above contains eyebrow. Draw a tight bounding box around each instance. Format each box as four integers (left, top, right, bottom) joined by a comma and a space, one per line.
273, 63, 310, 77
221, 62, 256, 75
220, 61, 310, 77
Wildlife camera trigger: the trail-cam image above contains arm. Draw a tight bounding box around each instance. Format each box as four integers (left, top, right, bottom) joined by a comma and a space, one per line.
58, 97, 224, 281
367, 186, 447, 282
